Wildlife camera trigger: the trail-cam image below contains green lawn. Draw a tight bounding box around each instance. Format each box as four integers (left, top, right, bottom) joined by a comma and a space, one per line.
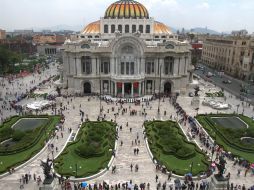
196, 114, 254, 162
145, 120, 209, 176
54, 121, 116, 178
0, 115, 60, 174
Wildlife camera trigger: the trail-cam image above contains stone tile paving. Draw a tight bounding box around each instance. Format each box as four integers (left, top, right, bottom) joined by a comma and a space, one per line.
0, 76, 253, 189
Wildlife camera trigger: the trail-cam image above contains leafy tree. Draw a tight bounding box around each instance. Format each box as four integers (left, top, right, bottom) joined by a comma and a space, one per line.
191, 57, 198, 67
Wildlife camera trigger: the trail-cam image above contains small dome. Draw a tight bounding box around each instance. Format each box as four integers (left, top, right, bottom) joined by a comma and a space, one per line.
82, 20, 100, 34
154, 21, 172, 34
104, 0, 149, 19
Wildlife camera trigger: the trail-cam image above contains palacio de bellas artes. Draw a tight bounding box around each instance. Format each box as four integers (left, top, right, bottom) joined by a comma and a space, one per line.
63, 0, 192, 97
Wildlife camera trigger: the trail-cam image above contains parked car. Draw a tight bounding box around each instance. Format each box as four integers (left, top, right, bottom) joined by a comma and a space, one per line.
222, 80, 232, 84
206, 72, 214, 78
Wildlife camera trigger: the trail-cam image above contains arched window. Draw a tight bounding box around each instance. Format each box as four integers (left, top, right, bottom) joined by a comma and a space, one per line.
104, 25, 108, 33
111, 25, 115, 33
81, 56, 92, 74
125, 25, 129, 33
145, 25, 150, 33
139, 25, 143, 33
118, 25, 122, 33
132, 25, 136, 33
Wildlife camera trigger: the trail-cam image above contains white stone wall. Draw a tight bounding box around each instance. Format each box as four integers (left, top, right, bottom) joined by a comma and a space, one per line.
63, 35, 191, 96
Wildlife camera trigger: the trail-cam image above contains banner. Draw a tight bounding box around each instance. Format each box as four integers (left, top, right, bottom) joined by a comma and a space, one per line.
133, 82, 139, 89
117, 82, 122, 88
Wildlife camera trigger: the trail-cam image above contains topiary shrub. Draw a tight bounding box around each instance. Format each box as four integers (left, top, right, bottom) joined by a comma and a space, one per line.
12, 130, 25, 141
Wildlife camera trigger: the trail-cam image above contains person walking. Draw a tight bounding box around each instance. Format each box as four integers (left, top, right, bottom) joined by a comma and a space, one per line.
130, 163, 133, 172
135, 164, 139, 172
168, 171, 172, 181
155, 174, 158, 182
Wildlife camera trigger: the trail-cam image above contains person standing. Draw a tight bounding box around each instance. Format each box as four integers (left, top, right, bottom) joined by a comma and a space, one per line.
130, 163, 133, 172
155, 174, 158, 182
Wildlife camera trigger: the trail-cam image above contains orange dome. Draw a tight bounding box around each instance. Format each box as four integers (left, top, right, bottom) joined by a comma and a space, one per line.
82, 20, 100, 34
154, 21, 172, 34
104, 0, 149, 19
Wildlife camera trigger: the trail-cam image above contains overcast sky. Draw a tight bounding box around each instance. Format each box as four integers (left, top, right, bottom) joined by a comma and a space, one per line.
1, 0, 254, 33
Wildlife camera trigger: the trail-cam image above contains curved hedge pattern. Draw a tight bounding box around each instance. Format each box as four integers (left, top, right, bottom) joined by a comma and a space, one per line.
145, 120, 209, 176
0, 115, 60, 174
54, 121, 116, 178
196, 114, 254, 162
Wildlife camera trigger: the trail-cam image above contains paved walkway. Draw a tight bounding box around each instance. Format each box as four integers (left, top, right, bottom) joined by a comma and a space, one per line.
0, 76, 254, 189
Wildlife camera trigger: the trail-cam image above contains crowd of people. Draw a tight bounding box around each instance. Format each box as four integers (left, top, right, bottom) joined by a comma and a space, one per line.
1, 65, 254, 190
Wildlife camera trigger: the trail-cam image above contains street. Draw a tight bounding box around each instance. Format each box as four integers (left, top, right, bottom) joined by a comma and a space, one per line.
194, 64, 254, 104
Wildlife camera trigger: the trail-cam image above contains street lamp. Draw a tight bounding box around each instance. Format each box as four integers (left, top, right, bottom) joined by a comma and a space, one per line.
157, 64, 162, 114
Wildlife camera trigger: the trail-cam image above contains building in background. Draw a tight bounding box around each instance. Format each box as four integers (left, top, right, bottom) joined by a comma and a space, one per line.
33, 34, 66, 58
33, 34, 65, 45
0, 36, 36, 55
0, 29, 6, 40
63, 0, 192, 97
12, 30, 34, 37
190, 42, 203, 65
202, 32, 254, 81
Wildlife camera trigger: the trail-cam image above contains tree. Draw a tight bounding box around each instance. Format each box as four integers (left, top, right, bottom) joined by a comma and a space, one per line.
0, 46, 24, 74
191, 57, 198, 67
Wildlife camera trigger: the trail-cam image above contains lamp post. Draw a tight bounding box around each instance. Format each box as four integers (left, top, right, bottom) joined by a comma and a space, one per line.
157, 64, 162, 114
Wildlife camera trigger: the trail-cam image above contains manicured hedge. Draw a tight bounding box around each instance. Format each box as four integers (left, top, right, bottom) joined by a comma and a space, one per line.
54, 121, 116, 178
145, 120, 209, 176
0, 115, 60, 174
196, 114, 254, 162
0, 115, 58, 155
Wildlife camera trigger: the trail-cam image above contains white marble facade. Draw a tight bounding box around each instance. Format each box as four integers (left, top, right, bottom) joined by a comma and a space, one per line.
62, 0, 192, 98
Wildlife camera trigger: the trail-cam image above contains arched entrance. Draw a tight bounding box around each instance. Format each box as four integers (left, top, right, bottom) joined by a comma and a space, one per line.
164, 82, 172, 95
83, 82, 91, 94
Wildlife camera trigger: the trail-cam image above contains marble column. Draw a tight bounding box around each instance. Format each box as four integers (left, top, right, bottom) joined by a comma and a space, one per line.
76, 57, 81, 76
143, 81, 146, 95
122, 83, 125, 97
141, 58, 145, 75
114, 82, 117, 97
131, 83, 134, 97
139, 82, 141, 96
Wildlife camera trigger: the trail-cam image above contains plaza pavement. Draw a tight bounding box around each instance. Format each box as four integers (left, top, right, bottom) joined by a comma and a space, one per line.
0, 73, 254, 189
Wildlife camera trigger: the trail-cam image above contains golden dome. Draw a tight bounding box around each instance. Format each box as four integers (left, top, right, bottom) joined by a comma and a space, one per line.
82, 20, 100, 34
81, 20, 172, 35
154, 21, 172, 34
104, 0, 149, 19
